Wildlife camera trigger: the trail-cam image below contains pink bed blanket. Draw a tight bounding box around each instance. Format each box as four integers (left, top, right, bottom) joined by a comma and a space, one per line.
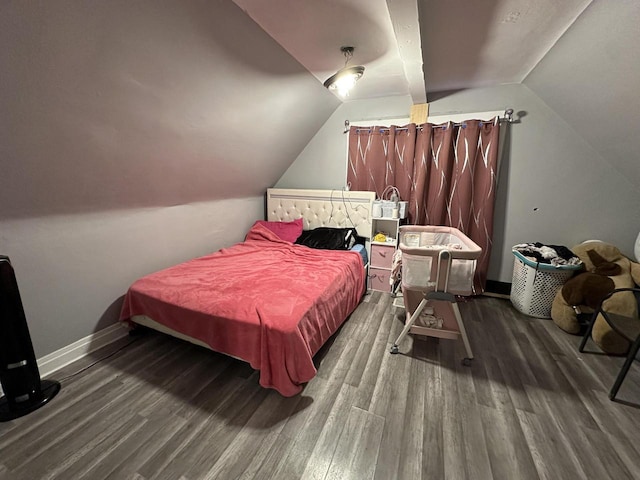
120, 223, 365, 396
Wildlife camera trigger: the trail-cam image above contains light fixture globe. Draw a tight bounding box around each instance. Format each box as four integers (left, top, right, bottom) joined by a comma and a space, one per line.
324, 65, 365, 96
324, 46, 365, 97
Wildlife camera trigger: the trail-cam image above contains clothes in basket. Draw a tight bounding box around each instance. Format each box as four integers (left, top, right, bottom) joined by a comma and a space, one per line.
511, 244, 582, 318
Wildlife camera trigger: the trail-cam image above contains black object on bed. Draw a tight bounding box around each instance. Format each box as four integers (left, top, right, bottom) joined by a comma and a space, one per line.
295, 227, 360, 251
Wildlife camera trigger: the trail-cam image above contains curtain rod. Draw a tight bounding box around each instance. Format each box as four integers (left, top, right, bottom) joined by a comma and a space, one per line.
343, 108, 514, 134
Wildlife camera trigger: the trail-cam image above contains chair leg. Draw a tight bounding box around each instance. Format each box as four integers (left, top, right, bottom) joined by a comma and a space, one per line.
578, 310, 599, 353
609, 336, 640, 400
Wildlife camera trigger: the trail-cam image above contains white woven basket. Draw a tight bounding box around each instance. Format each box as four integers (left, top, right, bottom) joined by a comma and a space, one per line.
510, 250, 581, 318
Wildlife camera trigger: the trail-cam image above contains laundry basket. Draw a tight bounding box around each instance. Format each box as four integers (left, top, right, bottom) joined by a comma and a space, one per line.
510, 250, 582, 318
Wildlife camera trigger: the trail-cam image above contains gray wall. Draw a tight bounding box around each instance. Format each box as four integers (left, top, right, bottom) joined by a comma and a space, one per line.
278, 84, 640, 283
0, 199, 264, 357
0, 0, 339, 356
524, 0, 640, 189
428, 84, 640, 282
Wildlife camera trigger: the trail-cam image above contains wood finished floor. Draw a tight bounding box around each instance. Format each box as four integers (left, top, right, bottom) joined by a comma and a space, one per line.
1, 292, 639, 480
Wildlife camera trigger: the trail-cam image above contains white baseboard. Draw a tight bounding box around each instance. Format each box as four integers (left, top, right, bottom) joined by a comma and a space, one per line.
0, 323, 129, 396
38, 323, 129, 378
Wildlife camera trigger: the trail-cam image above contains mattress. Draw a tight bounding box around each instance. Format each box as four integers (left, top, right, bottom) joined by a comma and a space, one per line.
120, 223, 365, 396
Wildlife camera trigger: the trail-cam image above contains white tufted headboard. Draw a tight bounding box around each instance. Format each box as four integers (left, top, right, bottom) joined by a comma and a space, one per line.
266, 188, 375, 239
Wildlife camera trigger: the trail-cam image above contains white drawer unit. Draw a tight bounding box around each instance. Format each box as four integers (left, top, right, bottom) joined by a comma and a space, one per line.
368, 215, 401, 293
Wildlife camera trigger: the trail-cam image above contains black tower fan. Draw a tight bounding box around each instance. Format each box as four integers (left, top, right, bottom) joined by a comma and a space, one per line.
0, 255, 60, 422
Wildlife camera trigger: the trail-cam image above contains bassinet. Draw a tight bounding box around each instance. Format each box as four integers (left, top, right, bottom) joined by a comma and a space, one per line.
391, 225, 482, 364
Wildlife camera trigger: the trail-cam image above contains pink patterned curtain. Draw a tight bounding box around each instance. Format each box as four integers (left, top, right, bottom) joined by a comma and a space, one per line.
347, 124, 418, 215
347, 118, 501, 293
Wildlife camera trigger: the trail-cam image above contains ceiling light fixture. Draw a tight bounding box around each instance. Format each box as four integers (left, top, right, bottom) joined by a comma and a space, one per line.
323, 46, 365, 97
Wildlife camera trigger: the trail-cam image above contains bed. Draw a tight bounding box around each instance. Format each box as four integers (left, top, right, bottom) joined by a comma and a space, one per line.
120, 188, 375, 396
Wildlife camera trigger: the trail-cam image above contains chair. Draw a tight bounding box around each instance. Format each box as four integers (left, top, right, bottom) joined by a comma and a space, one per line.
578, 287, 640, 400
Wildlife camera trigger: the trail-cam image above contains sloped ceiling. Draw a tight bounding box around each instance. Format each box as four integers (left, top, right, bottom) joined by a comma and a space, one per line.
2, 0, 638, 222
234, 0, 639, 191
0, 0, 340, 219
233, 0, 592, 100
233, 0, 425, 102
420, 0, 592, 92
524, 0, 640, 188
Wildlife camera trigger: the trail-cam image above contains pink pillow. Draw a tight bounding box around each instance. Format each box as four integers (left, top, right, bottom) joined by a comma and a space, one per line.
255, 218, 303, 242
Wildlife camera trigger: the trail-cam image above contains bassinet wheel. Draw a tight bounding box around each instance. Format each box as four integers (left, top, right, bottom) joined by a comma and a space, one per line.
462, 358, 473, 366
390, 345, 399, 354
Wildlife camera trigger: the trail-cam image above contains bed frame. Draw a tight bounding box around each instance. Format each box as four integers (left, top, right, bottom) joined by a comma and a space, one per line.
266, 188, 375, 241
132, 188, 376, 357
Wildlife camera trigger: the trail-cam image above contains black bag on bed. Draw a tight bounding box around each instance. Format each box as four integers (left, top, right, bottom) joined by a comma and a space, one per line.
295, 227, 359, 251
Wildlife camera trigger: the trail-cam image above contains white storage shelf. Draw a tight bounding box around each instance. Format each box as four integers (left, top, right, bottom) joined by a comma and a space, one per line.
368, 217, 401, 293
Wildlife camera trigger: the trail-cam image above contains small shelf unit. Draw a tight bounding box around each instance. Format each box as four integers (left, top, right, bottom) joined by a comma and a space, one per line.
368, 217, 401, 292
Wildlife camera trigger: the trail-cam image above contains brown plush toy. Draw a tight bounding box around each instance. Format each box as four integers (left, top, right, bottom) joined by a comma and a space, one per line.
561, 273, 614, 310
551, 241, 640, 354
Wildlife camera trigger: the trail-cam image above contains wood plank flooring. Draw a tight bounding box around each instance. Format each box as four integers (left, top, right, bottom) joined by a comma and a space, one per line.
1, 292, 639, 480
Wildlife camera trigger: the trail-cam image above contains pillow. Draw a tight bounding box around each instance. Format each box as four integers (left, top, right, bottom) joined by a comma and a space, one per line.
254, 218, 303, 242
295, 227, 359, 250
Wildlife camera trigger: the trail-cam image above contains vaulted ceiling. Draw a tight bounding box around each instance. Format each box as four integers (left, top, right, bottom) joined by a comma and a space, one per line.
1, 0, 637, 220
233, 0, 640, 188
232, 0, 592, 101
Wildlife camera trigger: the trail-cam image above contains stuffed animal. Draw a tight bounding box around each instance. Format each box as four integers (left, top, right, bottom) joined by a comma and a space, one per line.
551, 241, 640, 354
